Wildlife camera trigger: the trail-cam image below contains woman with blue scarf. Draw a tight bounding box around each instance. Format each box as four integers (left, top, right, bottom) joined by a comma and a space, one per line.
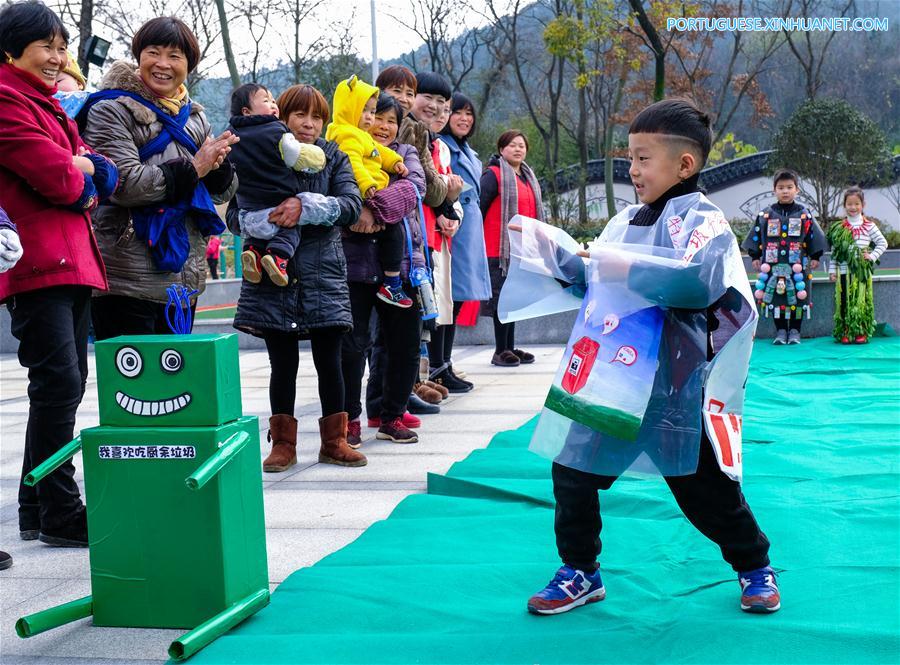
81, 17, 238, 338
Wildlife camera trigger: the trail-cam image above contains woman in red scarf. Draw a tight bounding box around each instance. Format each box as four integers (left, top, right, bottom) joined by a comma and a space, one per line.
480, 130, 544, 367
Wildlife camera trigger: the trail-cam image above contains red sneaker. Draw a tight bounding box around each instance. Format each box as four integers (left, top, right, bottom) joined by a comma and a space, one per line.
367, 412, 421, 429
261, 252, 290, 287
347, 419, 362, 449
376, 418, 418, 443
377, 283, 413, 308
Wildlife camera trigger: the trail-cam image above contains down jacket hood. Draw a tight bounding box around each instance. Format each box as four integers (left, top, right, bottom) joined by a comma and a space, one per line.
330, 76, 378, 128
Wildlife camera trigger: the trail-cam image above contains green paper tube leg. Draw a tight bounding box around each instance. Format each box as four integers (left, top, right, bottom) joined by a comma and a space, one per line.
168, 588, 269, 661
185, 431, 250, 490
16, 596, 93, 638
24, 437, 82, 487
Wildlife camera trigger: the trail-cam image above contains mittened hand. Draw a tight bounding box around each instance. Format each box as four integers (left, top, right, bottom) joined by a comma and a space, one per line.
0, 229, 23, 272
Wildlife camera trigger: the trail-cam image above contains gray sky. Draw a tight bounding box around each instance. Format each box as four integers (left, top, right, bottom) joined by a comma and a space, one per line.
86, 0, 492, 81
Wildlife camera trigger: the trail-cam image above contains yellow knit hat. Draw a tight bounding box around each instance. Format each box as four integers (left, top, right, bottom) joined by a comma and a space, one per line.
61, 52, 86, 89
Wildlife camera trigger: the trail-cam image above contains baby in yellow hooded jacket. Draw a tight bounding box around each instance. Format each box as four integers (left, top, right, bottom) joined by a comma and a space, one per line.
327, 76, 414, 307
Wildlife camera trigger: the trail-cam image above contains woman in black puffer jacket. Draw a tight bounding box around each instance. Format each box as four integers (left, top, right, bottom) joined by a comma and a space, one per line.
230, 84, 365, 470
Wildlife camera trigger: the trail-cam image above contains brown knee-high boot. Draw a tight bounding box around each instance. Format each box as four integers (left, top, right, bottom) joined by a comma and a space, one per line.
318, 412, 367, 467
262, 414, 298, 472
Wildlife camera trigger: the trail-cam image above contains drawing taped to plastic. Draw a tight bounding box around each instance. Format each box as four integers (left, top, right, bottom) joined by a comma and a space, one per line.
543, 292, 663, 442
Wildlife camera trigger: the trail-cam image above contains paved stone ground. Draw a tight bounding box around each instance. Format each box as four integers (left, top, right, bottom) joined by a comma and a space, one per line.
0, 344, 562, 664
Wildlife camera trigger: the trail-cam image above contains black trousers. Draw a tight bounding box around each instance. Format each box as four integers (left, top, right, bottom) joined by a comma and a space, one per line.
493, 310, 515, 353
91, 294, 197, 340
9, 286, 89, 531
365, 316, 387, 418
344, 282, 422, 421
552, 434, 770, 573
376, 223, 404, 274
207, 257, 219, 279
263, 329, 344, 418
428, 301, 463, 368
773, 316, 802, 332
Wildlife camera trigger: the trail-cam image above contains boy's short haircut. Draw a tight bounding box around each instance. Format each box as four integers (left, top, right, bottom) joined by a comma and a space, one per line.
629, 98, 712, 167
843, 186, 865, 204
773, 169, 799, 187
375, 92, 404, 126
131, 16, 201, 73
415, 71, 452, 100
230, 83, 267, 117
375, 65, 417, 93
277, 84, 330, 123
0, 1, 69, 60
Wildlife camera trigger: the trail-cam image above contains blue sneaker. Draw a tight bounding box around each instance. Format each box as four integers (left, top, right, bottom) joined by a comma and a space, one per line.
739, 566, 781, 613
527, 565, 605, 615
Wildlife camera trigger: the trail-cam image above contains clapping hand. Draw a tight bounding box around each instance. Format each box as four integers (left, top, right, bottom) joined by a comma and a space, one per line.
193, 131, 239, 177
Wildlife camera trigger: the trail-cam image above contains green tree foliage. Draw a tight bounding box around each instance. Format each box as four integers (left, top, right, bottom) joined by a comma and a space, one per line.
771, 99, 892, 222
706, 133, 759, 166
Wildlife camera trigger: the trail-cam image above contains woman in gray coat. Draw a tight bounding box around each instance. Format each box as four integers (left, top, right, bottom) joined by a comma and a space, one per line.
80, 17, 238, 338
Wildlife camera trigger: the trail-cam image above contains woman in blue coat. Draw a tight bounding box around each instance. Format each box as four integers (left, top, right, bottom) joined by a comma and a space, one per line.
434, 93, 491, 378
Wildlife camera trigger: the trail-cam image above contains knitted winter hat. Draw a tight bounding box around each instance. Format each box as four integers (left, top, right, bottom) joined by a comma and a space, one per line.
61, 53, 86, 89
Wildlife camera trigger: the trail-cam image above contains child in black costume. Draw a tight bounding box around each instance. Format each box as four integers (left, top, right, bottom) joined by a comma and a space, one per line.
742, 170, 827, 345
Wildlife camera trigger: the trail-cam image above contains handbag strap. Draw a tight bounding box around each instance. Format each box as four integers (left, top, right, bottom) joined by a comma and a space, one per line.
415, 191, 432, 273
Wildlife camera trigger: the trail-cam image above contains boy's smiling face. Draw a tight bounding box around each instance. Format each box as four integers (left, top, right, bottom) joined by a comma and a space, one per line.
627, 132, 697, 205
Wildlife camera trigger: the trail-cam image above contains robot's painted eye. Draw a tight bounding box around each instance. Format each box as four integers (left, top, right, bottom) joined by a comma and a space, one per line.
160, 349, 184, 374
116, 347, 143, 378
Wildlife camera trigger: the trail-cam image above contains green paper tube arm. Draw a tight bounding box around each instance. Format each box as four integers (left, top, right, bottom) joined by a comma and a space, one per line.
168, 588, 269, 660
185, 431, 250, 491
16, 595, 93, 638
24, 437, 82, 487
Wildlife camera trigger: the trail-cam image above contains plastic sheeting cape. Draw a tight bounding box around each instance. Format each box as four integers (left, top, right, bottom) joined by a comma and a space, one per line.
499, 193, 757, 481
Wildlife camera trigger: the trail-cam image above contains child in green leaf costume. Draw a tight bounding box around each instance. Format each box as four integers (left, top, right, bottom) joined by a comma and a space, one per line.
828, 187, 887, 344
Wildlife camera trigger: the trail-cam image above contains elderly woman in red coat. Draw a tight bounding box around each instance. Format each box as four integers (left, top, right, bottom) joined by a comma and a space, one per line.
0, 1, 118, 548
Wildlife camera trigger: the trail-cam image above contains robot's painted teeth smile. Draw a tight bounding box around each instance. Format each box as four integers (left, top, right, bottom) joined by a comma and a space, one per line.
115, 391, 192, 416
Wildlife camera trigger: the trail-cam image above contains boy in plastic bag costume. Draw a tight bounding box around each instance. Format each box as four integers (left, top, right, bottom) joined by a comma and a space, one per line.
505, 101, 779, 616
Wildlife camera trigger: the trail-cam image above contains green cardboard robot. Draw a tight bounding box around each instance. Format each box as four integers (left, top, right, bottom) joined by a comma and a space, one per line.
17, 333, 269, 661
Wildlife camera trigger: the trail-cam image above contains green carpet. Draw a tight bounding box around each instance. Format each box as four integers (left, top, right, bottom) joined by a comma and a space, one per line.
191, 337, 900, 665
